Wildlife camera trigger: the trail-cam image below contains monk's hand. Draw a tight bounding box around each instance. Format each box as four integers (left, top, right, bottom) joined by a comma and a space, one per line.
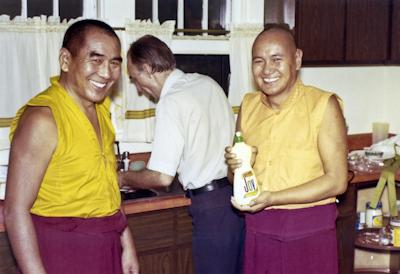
224, 146, 242, 172
230, 191, 273, 213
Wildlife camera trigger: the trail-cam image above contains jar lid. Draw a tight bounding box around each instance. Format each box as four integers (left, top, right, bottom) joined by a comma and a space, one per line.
390, 218, 400, 226
366, 201, 382, 209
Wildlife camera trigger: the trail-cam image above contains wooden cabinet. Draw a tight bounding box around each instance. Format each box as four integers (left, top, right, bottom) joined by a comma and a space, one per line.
336, 183, 357, 274
295, 0, 393, 64
295, 0, 346, 63
0, 233, 17, 274
127, 207, 193, 274
345, 0, 390, 63
390, 0, 400, 62
0, 206, 193, 274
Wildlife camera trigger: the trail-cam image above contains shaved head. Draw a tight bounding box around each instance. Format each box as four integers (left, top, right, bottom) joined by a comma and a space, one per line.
253, 25, 297, 56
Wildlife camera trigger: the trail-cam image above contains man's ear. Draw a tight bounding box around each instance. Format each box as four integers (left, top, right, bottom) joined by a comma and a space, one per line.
59, 48, 71, 72
295, 49, 303, 70
142, 63, 154, 78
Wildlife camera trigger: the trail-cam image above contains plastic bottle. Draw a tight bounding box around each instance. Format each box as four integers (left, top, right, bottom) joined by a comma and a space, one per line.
231, 131, 260, 205
122, 151, 130, 171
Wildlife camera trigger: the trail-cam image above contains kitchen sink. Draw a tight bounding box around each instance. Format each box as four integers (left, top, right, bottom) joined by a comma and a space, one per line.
121, 189, 158, 200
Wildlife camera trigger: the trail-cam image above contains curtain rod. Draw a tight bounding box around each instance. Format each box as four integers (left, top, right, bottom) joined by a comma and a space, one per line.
113, 27, 229, 35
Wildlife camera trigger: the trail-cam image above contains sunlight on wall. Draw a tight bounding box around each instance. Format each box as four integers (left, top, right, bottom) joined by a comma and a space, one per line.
300, 66, 400, 134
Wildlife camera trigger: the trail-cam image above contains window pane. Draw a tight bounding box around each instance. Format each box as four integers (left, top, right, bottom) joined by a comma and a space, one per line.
159, 0, 177, 24
184, 0, 202, 30
208, 0, 226, 30
175, 55, 230, 95
0, 0, 21, 19
28, 0, 52, 17
60, 0, 83, 21
135, 0, 152, 20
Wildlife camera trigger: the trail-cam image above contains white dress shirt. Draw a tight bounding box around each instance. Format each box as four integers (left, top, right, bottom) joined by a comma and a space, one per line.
147, 69, 235, 190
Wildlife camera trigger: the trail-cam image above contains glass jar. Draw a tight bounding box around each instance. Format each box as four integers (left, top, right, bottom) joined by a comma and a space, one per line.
365, 201, 383, 228
390, 218, 400, 247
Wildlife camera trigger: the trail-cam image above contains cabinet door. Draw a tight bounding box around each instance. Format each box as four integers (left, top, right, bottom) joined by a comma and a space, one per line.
295, 0, 346, 63
391, 0, 400, 62
127, 207, 194, 274
346, 0, 390, 63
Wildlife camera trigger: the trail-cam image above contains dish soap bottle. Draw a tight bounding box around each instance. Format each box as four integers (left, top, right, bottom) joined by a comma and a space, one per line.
232, 131, 260, 205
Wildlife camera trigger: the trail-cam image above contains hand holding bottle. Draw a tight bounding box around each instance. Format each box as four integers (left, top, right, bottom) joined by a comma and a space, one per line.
224, 144, 258, 172
231, 191, 273, 213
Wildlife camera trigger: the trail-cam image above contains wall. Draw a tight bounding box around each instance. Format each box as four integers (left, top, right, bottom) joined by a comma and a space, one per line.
300, 66, 400, 134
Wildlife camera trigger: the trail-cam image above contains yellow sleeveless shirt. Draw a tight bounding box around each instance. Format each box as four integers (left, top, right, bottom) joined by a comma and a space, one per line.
10, 77, 121, 217
240, 80, 340, 209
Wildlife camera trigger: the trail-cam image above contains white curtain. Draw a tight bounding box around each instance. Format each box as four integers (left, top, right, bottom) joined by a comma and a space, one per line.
228, 24, 263, 113
0, 16, 175, 150
112, 20, 175, 143
0, 15, 68, 149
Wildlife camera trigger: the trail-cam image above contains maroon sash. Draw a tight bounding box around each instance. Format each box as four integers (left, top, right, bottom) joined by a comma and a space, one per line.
22, 211, 127, 274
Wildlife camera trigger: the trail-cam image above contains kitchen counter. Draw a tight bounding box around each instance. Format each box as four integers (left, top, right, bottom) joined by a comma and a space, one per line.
0, 187, 190, 233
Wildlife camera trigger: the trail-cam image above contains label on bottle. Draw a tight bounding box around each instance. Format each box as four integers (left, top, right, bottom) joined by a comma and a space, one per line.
366, 208, 383, 228
242, 170, 259, 198
372, 215, 383, 228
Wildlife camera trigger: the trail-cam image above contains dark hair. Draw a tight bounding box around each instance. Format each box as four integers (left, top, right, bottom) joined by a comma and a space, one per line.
127, 35, 176, 73
62, 19, 120, 56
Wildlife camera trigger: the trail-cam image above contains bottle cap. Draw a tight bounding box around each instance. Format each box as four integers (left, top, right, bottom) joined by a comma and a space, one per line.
122, 151, 130, 159
234, 131, 244, 143
390, 218, 400, 227
366, 201, 382, 209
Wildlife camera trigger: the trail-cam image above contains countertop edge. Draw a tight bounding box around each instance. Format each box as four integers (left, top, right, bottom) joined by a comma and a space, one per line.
0, 194, 191, 233
123, 194, 191, 215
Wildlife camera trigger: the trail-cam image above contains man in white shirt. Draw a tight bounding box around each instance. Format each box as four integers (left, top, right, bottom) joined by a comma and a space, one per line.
119, 35, 244, 274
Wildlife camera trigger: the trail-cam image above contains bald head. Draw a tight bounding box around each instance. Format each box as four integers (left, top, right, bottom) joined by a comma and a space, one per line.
253, 26, 297, 56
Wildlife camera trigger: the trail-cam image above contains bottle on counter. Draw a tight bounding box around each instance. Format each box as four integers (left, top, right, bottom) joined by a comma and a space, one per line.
122, 151, 130, 171
231, 131, 260, 206
356, 211, 366, 230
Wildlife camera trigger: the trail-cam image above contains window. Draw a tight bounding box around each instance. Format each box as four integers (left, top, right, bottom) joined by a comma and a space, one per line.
1, 0, 83, 20
0, 0, 21, 19
158, 0, 177, 24
135, 0, 152, 21
135, 0, 229, 35
175, 54, 230, 96
208, 0, 226, 30
28, 0, 52, 18
59, 0, 83, 21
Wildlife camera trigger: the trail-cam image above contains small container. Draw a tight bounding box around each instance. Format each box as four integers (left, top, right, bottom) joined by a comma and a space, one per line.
356, 212, 366, 230
390, 218, 400, 247
122, 151, 130, 171
365, 201, 383, 228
